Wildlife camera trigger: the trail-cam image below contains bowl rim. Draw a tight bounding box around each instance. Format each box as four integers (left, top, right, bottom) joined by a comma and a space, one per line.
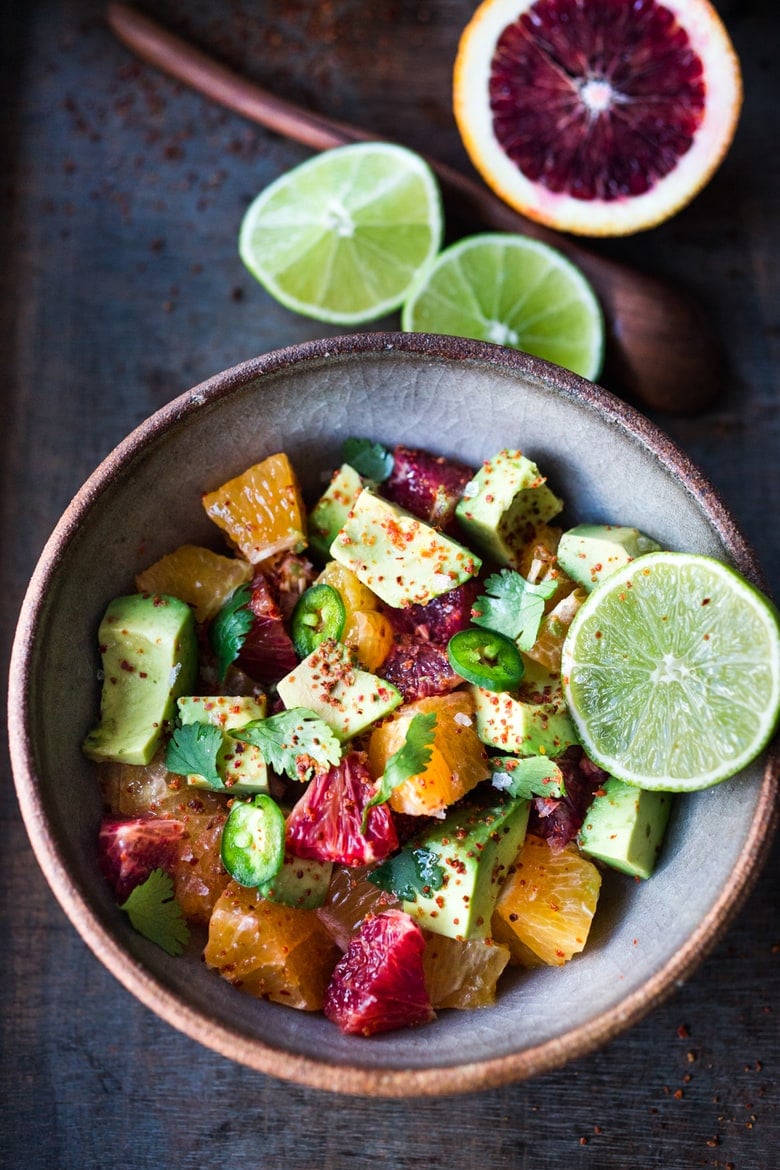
8, 331, 779, 1097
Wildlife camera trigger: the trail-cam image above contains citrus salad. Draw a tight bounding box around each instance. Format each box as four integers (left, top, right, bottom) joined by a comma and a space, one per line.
83, 440, 779, 1036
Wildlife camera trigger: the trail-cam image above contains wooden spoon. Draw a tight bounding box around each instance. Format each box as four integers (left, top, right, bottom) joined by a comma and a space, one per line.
106, 1, 726, 416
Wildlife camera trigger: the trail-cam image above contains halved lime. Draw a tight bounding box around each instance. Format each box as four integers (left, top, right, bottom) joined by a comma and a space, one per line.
561, 552, 780, 791
401, 233, 604, 379
239, 142, 443, 324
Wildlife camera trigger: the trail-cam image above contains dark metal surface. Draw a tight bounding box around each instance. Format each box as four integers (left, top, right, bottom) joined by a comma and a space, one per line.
1, 1, 777, 1166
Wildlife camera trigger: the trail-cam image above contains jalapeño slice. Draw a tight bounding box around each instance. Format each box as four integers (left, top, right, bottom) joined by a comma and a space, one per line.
447, 628, 524, 692
291, 583, 346, 658
220, 794, 285, 887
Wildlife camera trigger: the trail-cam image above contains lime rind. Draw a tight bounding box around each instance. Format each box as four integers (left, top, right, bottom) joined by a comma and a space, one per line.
238, 142, 443, 325
561, 552, 780, 791
401, 233, 604, 380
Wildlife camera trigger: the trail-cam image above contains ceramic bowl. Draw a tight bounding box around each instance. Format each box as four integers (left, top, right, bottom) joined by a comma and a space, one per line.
8, 333, 778, 1097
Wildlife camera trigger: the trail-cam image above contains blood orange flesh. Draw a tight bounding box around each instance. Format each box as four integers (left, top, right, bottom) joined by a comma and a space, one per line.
454, 0, 742, 235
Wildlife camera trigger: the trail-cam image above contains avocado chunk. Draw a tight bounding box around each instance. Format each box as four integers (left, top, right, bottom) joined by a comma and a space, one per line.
578, 776, 673, 879
177, 694, 270, 793
83, 593, 198, 766
308, 463, 365, 560
329, 487, 481, 608
389, 798, 530, 940
455, 449, 563, 566
276, 637, 402, 741
557, 524, 662, 591
470, 684, 579, 757
257, 851, 333, 909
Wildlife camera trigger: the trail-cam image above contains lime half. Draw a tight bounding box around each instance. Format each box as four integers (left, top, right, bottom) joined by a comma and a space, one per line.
401, 233, 604, 379
239, 142, 443, 324
561, 552, 780, 791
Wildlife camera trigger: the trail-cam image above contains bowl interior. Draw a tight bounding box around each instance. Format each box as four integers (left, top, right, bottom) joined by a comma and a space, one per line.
10, 334, 776, 1096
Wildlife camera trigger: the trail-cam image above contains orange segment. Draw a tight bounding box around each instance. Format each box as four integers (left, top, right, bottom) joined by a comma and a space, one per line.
316, 560, 392, 670
316, 865, 400, 950
135, 545, 253, 623
368, 691, 489, 817
202, 453, 307, 564
204, 881, 341, 1009
422, 932, 510, 1009
492, 834, 601, 966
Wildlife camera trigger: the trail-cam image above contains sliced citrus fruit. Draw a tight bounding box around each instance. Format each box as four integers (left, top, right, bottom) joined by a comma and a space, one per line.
239, 142, 443, 324
561, 552, 780, 790
135, 545, 253, 623
422, 932, 511, 1009
202, 452, 306, 564
492, 834, 602, 965
204, 881, 341, 1009
367, 691, 490, 817
401, 234, 604, 379
453, 0, 742, 236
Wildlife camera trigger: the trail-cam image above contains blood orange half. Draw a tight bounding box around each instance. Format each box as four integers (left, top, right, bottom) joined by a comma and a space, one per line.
453, 0, 742, 236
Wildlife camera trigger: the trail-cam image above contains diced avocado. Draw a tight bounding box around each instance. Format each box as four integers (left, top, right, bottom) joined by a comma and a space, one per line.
470, 683, 579, 757
83, 594, 198, 766
398, 798, 530, 940
557, 524, 662, 591
308, 463, 365, 560
489, 755, 566, 799
329, 487, 481, 608
578, 776, 673, 880
455, 449, 563, 566
178, 694, 269, 794
276, 637, 402, 741
257, 851, 333, 909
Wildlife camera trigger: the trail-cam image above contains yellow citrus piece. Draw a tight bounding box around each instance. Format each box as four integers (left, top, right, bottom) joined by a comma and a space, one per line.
492, 834, 601, 966
345, 609, 395, 672
204, 881, 341, 1009
454, 0, 742, 236
316, 560, 380, 615
135, 544, 253, 623
368, 691, 489, 817
202, 452, 307, 564
422, 932, 510, 1009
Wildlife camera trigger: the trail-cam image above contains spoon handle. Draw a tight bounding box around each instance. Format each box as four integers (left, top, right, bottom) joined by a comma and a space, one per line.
106, 1, 723, 415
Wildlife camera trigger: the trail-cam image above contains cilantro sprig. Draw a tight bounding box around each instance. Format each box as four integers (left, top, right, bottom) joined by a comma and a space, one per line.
490, 755, 566, 800
342, 437, 394, 482
120, 869, 190, 956
233, 707, 341, 781
472, 569, 558, 652
165, 722, 224, 789
362, 712, 437, 829
209, 582, 254, 682
368, 845, 445, 902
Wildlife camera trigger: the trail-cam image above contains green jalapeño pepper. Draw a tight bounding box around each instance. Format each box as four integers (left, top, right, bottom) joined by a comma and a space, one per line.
220, 794, 286, 887
291, 583, 347, 658
446, 628, 524, 692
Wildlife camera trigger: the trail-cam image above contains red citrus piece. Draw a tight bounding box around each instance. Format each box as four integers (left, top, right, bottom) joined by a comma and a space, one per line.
323, 909, 435, 1035
454, 0, 742, 235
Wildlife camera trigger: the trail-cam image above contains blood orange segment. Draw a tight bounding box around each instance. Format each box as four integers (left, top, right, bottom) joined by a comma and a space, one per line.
454, 0, 743, 236
367, 691, 490, 817
491, 833, 602, 965
135, 545, 253, 624
202, 453, 307, 564
204, 881, 341, 1009
323, 909, 435, 1035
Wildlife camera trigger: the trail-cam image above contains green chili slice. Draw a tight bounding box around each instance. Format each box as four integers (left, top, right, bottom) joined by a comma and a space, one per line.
291, 583, 346, 658
220, 794, 286, 887
447, 628, 524, 692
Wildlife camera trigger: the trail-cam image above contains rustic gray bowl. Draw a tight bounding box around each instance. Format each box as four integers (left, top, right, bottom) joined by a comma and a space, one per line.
8, 333, 778, 1096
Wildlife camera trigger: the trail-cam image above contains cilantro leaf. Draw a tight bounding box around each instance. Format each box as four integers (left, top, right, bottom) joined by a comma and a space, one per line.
368, 846, 445, 902
342, 437, 394, 482
232, 707, 341, 781
362, 712, 437, 829
120, 869, 190, 956
472, 569, 558, 651
209, 582, 254, 682
490, 755, 566, 800
165, 722, 225, 789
